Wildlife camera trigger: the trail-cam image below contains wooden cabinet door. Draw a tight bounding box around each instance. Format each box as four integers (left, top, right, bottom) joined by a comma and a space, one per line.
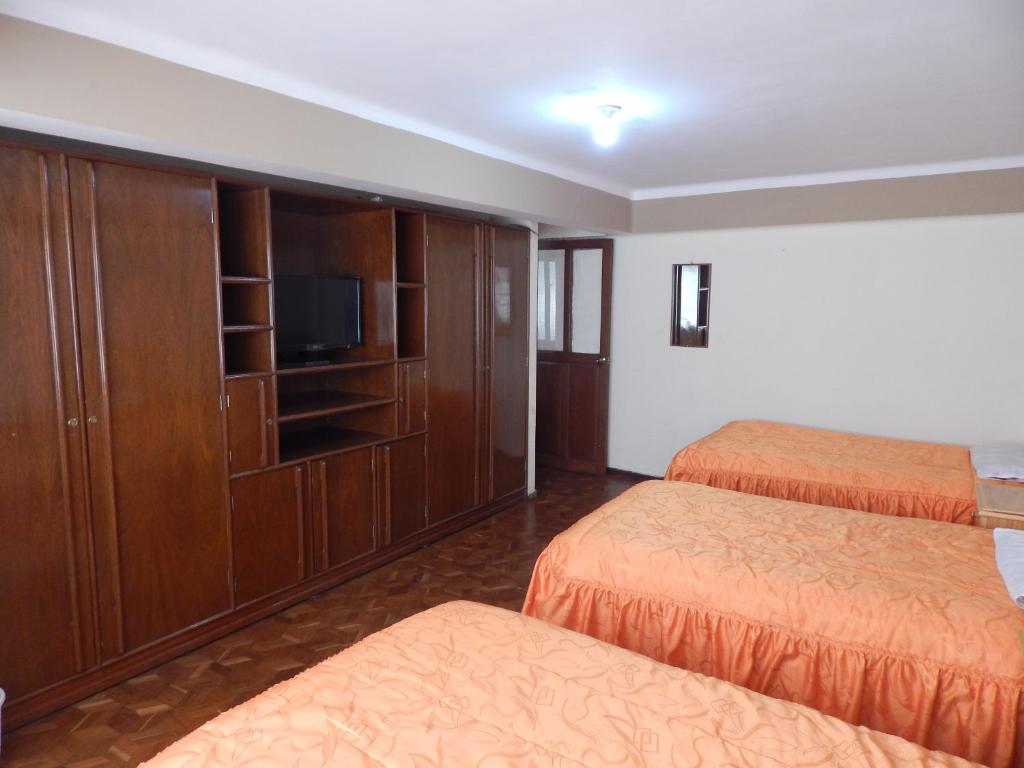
226, 376, 276, 474
313, 448, 378, 570
378, 434, 427, 546
68, 159, 232, 655
398, 359, 426, 435
486, 226, 530, 500
426, 216, 482, 524
0, 146, 98, 702
231, 466, 305, 605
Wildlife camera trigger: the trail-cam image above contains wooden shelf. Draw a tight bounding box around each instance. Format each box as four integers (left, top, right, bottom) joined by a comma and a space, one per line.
397, 281, 425, 289
224, 323, 273, 333
278, 392, 396, 423
398, 355, 427, 362
276, 359, 396, 377
225, 370, 273, 381
222, 275, 272, 285
278, 426, 391, 462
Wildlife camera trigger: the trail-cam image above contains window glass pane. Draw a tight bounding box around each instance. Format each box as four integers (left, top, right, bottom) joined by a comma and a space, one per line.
570, 248, 603, 354
537, 249, 564, 351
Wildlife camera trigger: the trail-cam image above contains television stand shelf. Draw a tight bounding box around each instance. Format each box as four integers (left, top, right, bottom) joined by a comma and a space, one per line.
278, 426, 391, 462
276, 359, 396, 376
277, 392, 396, 423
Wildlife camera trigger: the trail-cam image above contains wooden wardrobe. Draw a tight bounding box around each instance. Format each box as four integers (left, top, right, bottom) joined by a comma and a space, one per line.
0, 138, 530, 730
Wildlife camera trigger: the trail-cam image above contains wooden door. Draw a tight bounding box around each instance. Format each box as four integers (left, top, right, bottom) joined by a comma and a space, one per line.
0, 146, 98, 702
397, 359, 427, 435
69, 159, 232, 655
313, 448, 378, 570
426, 216, 482, 523
231, 466, 304, 605
485, 226, 529, 500
226, 376, 276, 474
536, 239, 613, 475
379, 434, 427, 545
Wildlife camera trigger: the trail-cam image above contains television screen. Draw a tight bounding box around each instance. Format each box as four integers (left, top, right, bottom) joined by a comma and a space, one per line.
274, 275, 362, 362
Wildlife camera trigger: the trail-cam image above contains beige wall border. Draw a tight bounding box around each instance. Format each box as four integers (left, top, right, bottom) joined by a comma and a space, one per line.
632, 168, 1024, 232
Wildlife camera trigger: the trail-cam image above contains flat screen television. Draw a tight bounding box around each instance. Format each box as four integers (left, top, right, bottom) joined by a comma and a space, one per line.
274, 274, 362, 365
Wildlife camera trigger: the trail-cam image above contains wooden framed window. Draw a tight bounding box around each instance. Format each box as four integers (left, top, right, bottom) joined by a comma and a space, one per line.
670, 263, 711, 348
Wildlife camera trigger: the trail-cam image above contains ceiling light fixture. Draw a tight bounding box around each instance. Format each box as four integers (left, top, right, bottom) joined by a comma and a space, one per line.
592, 104, 623, 148
547, 89, 659, 150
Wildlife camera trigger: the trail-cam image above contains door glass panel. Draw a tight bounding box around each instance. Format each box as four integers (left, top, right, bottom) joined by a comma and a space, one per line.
537, 249, 564, 351
570, 248, 603, 354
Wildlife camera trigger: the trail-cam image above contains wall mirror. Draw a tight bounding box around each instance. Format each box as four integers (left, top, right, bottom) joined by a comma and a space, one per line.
670, 263, 711, 348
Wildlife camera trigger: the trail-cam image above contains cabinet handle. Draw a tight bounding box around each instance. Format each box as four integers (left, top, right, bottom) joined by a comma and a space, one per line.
383, 446, 392, 546
257, 378, 268, 468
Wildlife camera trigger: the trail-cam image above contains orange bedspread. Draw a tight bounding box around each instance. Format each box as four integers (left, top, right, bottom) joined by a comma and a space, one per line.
664, 420, 977, 524
522, 481, 1024, 767
141, 601, 975, 767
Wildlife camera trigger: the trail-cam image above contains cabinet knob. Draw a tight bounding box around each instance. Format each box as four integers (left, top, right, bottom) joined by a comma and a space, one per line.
87, 415, 99, 424
66, 417, 79, 428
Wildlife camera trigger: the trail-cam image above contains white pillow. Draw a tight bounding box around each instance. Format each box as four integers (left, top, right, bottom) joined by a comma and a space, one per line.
971, 443, 1024, 481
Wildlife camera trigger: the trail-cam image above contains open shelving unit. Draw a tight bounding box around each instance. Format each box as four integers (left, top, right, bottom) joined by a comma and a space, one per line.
218, 182, 275, 377
266, 193, 400, 461
395, 211, 426, 361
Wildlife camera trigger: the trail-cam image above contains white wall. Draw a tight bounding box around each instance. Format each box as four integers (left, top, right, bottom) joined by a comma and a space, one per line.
607, 214, 1024, 476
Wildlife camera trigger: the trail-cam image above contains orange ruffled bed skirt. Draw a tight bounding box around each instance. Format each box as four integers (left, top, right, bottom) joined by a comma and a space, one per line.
664, 420, 977, 524
523, 481, 1023, 767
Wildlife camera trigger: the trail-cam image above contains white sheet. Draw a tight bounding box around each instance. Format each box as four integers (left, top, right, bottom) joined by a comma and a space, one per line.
994, 527, 1024, 608
972, 444, 1024, 482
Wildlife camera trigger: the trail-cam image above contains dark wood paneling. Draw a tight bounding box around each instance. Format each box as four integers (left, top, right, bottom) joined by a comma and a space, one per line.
567, 363, 600, 462
398, 360, 427, 435
380, 434, 427, 545
0, 146, 96, 701
226, 376, 275, 474
231, 466, 304, 605
69, 159, 232, 654
535, 361, 563, 457
315, 448, 377, 570
325, 209, 397, 362
488, 226, 529, 499
426, 216, 481, 523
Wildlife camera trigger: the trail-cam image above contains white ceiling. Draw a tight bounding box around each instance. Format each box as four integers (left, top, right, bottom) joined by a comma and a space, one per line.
3, 0, 1023, 198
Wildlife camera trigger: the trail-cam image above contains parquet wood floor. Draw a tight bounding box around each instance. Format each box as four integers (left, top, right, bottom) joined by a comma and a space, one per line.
1, 468, 641, 768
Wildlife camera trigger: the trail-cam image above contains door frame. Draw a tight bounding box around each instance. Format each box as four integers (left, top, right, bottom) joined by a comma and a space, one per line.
536, 237, 613, 475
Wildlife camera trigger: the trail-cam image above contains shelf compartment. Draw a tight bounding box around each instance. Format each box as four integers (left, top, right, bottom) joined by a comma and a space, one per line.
397, 281, 425, 289
278, 425, 390, 463
218, 182, 272, 279
278, 399, 396, 461
224, 329, 273, 377
277, 360, 395, 423
395, 211, 426, 284
277, 392, 396, 423
270, 193, 396, 364
396, 285, 425, 359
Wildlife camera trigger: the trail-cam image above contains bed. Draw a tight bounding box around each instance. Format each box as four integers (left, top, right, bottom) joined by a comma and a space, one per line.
522, 481, 1023, 767
140, 601, 973, 767
664, 420, 978, 524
